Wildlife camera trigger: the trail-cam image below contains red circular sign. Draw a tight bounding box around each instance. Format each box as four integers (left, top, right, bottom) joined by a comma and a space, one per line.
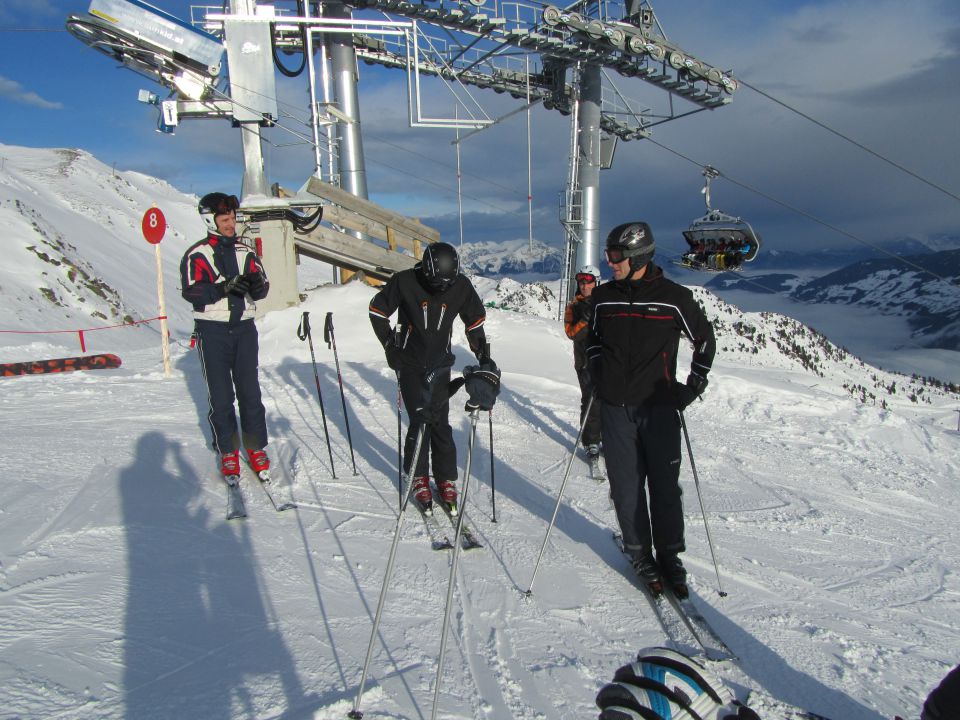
142, 207, 167, 245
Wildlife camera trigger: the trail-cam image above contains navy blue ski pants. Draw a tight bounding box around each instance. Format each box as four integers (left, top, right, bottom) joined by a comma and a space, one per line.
601, 402, 685, 561
195, 319, 268, 454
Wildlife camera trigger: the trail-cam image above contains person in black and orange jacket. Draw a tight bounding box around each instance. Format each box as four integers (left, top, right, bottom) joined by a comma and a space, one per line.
564, 263, 602, 460
180, 192, 271, 482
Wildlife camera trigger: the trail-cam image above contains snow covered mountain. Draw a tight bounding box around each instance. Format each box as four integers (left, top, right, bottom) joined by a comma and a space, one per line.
791, 249, 960, 351
1, 143, 959, 720
456, 238, 564, 278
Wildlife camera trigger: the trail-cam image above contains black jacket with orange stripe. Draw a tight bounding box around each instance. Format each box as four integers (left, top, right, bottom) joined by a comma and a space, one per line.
368, 266, 487, 369
586, 263, 715, 407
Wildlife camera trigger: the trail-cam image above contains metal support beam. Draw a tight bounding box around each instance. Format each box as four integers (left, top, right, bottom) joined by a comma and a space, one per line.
326, 1, 369, 202
576, 63, 602, 272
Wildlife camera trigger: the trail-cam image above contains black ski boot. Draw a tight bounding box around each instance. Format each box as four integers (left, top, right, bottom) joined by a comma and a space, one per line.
659, 554, 689, 599
632, 550, 663, 595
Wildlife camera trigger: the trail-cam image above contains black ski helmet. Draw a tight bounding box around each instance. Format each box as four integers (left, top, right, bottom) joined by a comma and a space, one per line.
420, 242, 460, 290
605, 221, 656, 272
198, 192, 240, 233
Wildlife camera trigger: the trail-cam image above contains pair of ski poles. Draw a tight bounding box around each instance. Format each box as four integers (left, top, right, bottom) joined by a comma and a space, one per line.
524, 395, 726, 598
297, 311, 357, 478
351, 405, 485, 720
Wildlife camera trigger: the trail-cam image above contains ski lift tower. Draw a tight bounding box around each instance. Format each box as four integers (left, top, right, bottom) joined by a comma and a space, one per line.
68, 0, 739, 313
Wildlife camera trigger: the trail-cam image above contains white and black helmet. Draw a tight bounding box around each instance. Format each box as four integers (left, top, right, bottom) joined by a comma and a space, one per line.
198, 192, 239, 234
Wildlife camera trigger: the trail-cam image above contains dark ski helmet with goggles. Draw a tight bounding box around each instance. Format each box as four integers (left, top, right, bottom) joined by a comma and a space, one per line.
419, 242, 460, 290
605, 222, 656, 272
198, 192, 240, 234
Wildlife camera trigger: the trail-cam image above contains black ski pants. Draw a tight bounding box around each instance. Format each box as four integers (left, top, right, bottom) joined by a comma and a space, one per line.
600, 402, 685, 561
398, 367, 457, 482
195, 319, 268, 455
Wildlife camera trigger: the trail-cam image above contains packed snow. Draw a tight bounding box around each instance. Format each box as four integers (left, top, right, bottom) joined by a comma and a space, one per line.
1, 145, 959, 720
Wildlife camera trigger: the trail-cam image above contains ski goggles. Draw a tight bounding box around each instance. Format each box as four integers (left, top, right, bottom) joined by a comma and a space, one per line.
575, 273, 597, 284
604, 246, 629, 264
213, 195, 240, 214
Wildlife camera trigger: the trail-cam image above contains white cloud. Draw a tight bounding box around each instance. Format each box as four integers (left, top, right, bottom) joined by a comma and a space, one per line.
0, 75, 63, 110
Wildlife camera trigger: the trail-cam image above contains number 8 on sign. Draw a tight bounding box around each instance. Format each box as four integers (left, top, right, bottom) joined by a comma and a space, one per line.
142, 207, 167, 245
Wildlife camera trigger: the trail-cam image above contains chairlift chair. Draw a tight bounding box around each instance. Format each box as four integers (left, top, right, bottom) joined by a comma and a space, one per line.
679, 166, 761, 272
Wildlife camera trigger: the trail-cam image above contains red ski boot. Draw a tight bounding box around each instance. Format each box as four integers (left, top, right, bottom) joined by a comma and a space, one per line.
246, 448, 271, 480
411, 476, 433, 512
221, 451, 241, 483
436, 479, 458, 515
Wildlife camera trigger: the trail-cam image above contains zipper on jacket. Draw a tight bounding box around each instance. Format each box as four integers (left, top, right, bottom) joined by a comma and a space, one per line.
661, 351, 673, 382
421, 301, 429, 329
437, 303, 447, 330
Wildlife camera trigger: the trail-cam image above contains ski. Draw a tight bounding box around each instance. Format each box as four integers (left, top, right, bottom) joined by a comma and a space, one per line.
433, 487, 483, 550
613, 533, 700, 656
1, 352, 122, 377
412, 497, 454, 551
243, 459, 297, 512
664, 592, 736, 662
613, 532, 733, 660
225, 477, 247, 520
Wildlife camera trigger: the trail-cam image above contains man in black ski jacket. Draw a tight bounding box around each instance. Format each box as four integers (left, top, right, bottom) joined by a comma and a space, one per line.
368, 242, 495, 513
180, 192, 272, 481
586, 222, 716, 598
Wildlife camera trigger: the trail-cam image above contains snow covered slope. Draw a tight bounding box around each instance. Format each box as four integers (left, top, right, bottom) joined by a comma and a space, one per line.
1, 144, 958, 720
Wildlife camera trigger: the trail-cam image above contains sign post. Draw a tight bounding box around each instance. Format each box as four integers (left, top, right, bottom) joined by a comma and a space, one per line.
142, 207, 171, 378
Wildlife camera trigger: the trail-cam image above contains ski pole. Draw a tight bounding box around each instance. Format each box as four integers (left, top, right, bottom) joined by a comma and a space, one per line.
323, 312, 358, 475
523, 393, 594, 596
349, 423, 429, 720
431, 408, 481, 720
396, 375, 403, 509
489, 410, 497, 523
679, 410, 727, 598
297, 312, 337, 479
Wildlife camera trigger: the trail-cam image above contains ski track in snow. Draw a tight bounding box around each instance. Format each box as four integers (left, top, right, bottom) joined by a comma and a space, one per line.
1, 283, 959, 720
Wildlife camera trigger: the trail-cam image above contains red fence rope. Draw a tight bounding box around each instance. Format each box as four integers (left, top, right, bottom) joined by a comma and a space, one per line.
0, 316, 168, 352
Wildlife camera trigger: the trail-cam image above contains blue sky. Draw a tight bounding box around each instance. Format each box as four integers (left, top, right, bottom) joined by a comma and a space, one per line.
2, 0, 960, 260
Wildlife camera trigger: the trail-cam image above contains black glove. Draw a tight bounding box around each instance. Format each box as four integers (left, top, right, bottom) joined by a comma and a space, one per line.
676, 372, 709, 410
464, 359, 501, 412
572, 300, 592, 324
247, 271, 266, 294
221, 274, 251, 297
385, 343, 402, 372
